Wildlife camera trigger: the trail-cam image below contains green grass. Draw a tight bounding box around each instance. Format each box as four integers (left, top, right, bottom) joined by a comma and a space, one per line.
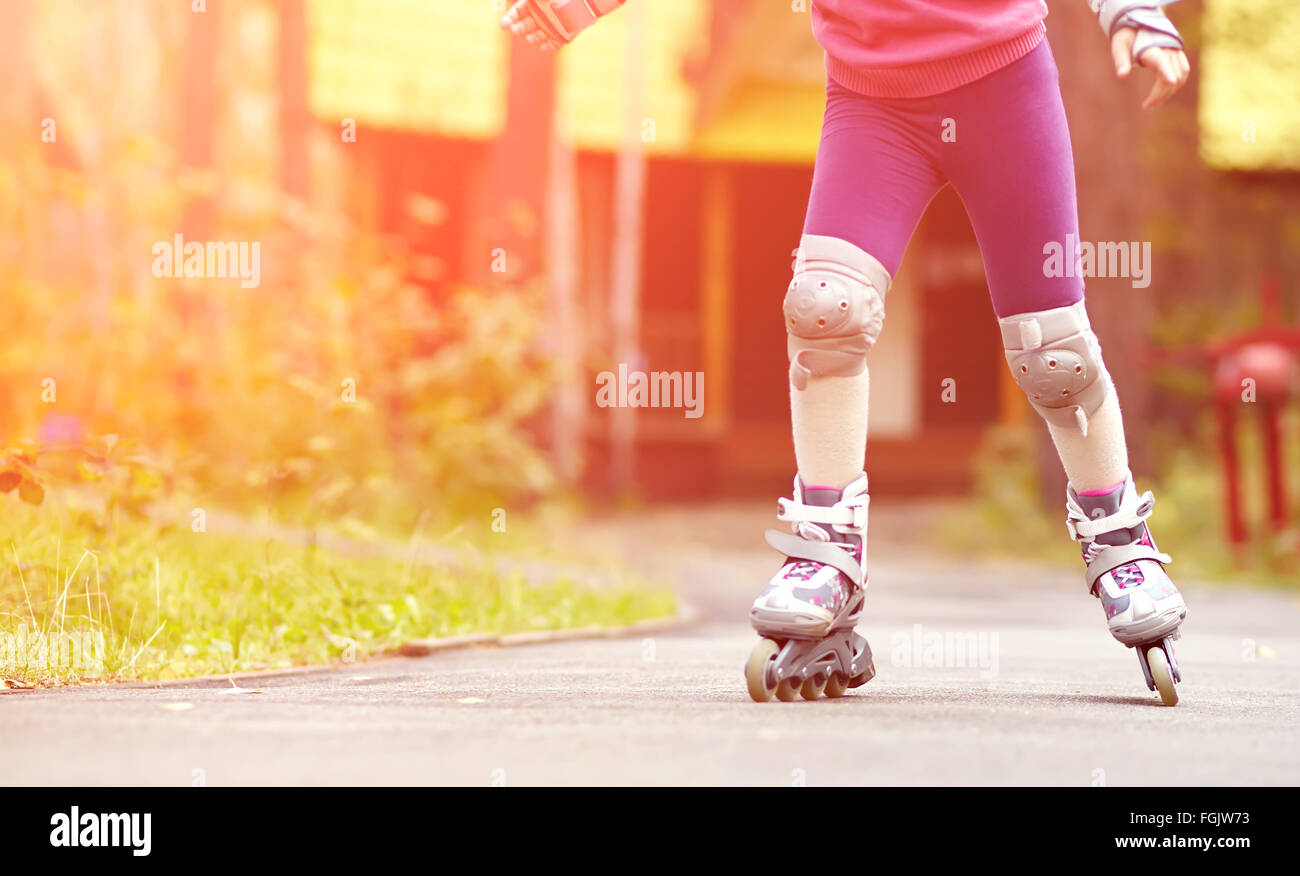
0, 496, 676, 687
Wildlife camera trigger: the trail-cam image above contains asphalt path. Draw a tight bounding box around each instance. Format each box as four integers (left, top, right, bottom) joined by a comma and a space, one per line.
3, 502, 1297, 785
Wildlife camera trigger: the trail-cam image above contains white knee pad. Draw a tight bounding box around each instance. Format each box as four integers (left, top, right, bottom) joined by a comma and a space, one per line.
784, 235, 891, 391
999, 300, 1114, 435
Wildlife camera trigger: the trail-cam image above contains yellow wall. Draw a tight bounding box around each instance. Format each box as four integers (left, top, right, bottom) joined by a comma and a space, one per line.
307, 0, 704, 155
305, 0, 823, 162
554, 0, 703, 155
693, 81, 823, 164
1199, 0, 1300, 171
307, 0, 508, 138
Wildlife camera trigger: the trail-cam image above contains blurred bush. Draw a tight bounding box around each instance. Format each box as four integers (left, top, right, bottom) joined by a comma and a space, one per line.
0, 132, 558, 532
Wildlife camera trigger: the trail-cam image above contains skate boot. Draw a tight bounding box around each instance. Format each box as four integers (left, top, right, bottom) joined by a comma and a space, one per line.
1066, 473, 1187, 705
745, 472, 874, 702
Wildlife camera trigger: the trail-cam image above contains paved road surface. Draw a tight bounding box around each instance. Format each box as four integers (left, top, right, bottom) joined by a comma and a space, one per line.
2, 502, 1297, 785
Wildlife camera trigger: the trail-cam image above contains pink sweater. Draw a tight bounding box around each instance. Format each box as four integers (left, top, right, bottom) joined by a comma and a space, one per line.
811, 0, 1049, 98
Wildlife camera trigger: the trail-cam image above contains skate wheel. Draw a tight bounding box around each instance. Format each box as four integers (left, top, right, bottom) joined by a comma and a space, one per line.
775, 677, 801, 702
745, 639, 780, 703
824, 673, 850, 698
1146, 644, 1178, 706
800, 674, 828, 701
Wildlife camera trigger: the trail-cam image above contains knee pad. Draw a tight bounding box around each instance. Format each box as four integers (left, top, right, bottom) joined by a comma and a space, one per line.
784, 235, 890, 391
999, 300, 1113, 435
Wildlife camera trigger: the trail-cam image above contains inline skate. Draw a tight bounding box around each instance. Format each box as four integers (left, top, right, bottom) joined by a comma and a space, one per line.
1067, 473, 1187, 705
745, 472, 875, 702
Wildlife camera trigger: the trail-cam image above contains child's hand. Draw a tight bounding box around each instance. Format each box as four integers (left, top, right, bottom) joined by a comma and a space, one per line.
500, 1, 564, 52
1093, 2, 1189, 111
500, 1, 625, 52
1110, 29, 1189, 110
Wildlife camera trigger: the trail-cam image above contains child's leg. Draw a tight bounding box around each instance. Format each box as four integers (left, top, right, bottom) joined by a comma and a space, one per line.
940, 40, 1185, 667
786, 239, 881, 490
790, 377, 868, 490
1045, 395, 1129, 492
744, 79, 945, 702
793, 79, 945, 490
937, 40, 1128, 493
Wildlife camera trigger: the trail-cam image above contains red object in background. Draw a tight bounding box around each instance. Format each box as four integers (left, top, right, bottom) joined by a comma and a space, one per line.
1205, 275, 1300, 546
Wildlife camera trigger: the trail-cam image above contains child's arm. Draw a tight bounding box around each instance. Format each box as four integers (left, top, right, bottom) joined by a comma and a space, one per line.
499, 0, 627, 52
1088, 1, 1190, 109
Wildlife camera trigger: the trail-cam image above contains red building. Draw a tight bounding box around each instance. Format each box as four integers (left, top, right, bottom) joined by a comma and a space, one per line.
309, 0, 1025, 500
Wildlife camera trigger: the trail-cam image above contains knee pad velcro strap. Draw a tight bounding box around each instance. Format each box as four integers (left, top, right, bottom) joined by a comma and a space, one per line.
784, 235, 890, 391
999, 300, 1113, 435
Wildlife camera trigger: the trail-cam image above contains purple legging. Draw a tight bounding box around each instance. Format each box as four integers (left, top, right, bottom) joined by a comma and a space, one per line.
803, 39, 1083, 318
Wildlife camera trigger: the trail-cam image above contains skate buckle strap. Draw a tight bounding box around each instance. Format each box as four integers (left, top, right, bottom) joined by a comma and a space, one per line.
764, 529, 863, 587
1066, 491, 1156, 541
1085, 542, 1172, 591
777, 495, 869, 532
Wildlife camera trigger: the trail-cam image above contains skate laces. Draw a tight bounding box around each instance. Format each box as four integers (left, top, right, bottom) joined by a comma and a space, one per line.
1081, 530, 1155, 589
1111, 564, 1146, 589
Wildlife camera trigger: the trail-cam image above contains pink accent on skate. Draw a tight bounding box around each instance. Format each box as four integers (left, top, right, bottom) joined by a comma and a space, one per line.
1077, 481, 1125, 497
